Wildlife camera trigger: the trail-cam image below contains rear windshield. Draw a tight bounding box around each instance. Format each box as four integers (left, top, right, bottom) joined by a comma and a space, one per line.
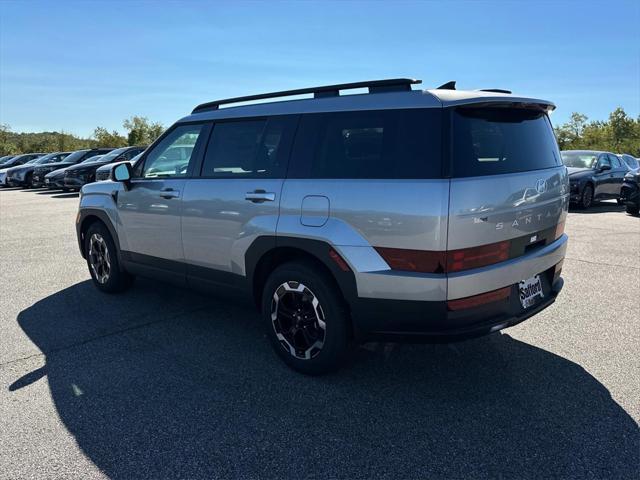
452, 107, 561, 177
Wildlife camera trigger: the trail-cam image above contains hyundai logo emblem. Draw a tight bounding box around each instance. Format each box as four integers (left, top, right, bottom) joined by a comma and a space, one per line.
535, 179, 547, 194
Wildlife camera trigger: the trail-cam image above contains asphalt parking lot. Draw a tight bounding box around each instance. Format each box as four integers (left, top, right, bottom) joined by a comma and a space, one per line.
0, 187, 638, 479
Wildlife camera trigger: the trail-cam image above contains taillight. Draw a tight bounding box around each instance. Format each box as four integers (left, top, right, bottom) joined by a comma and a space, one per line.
447, 286, 511, 311
374, 247, 446, 273
376, 241, 511, 274
554, 220, 565, 240
446, 241, 510, 273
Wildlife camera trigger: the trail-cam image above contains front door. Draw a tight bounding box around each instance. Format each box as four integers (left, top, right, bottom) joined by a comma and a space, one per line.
593, 154, 613, 198
117, 123, 207, 267
181, 116, 297, 281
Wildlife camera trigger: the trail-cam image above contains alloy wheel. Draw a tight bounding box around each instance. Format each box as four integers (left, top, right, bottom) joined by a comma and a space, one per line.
271, 281, 326, 360
88, 233, 111, 284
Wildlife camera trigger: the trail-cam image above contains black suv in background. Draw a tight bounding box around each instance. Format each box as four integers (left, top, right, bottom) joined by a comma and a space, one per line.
32, 148, 113, 188
561, 150, 629, 209
6, 152, 72, 187
64, 146, 146, 190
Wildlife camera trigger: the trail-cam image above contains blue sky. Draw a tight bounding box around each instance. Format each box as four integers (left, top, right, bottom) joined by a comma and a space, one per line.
1, 0, 638, 137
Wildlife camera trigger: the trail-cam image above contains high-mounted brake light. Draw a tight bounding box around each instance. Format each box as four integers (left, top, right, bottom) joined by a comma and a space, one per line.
447, 286, 511, 311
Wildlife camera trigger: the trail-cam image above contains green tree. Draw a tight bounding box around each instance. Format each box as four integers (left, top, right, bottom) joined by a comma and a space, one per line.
0, 124, 18, 155
93, 127, 128, 148
122, 116, 164, 146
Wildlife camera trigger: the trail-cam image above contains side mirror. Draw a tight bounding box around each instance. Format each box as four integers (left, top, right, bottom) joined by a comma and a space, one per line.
598, 164, 612, 172
111, 162, 132, 183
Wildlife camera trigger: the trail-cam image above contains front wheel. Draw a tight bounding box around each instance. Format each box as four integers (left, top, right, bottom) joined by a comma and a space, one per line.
261, 262, 351, 375
626, 202, 640, 216
84, 222, 133, 293
579, 184, 594, 209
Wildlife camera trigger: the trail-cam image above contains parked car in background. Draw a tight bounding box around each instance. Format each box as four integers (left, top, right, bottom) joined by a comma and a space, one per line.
618, 153, 640, 171
46, 155, 105, 191
64, 146, 146, 190
0, 153, 44, 187
561, 150, 628, 208
5, 152, 72, 188
621, 166, 640, 215
0, 155, 16, 166
76, 78, 568, 374
32, 148, 113, 188
95, 152, 143, 181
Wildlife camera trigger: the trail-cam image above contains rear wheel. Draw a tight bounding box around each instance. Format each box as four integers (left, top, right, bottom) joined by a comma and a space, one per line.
84, 222, 133, 293
579, 184, 594, 209
626, 202, 639, 216
261, 262, 350, 375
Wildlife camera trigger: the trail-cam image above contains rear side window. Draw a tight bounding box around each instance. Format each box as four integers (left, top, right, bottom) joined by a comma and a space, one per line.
289, 109, 442, 179
452, 108, 561, 177
200, 116, 296, 178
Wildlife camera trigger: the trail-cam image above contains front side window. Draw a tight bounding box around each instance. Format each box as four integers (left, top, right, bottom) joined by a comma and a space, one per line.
141, 124, 204, 178
200, 117, 293, 178
452, 107, 561, 177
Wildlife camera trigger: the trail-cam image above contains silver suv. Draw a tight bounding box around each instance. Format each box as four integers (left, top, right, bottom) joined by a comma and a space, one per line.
76, 78, 569, 374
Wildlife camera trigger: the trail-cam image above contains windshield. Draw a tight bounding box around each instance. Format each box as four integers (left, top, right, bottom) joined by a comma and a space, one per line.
0, 155, 14, 165
80, 155, 105, 164
34, 153, 62, 164
96, 147, 129, 163
561, 152, 598, 169
61, 150, 89, 164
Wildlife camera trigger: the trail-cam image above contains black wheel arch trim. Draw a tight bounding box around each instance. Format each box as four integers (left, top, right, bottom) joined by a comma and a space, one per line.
76, 209, 121, 264
245, 236, 359, 310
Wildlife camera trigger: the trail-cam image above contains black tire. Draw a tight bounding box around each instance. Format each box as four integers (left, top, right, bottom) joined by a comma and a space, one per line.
61, 187, 70, 192
626, 202, 640, 216
25, 173, 33, 188
84, 221, 133, 293
579, 184, 594, 209
261, 261, 351, 375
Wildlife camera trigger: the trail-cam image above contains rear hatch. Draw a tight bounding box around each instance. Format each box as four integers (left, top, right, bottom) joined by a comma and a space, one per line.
447, 105, 568, 264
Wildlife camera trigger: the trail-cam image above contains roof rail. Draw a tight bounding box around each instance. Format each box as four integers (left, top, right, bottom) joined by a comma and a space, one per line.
192, 78, 422, 113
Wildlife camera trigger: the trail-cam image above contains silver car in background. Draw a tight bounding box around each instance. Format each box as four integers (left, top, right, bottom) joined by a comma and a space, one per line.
76, 78, 568, 374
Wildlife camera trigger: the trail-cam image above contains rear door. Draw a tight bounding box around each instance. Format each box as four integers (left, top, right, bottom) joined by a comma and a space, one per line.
447, 105, 568, 253
116, 123, 207, 268
181, 116, 297, 282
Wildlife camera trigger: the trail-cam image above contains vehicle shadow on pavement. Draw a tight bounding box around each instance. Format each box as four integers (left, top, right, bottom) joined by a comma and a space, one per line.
569, 202, 626, 214
14, 279, 639, 479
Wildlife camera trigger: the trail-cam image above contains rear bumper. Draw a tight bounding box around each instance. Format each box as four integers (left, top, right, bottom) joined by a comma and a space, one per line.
347, 235, 567, 341
351, 273, 563, 342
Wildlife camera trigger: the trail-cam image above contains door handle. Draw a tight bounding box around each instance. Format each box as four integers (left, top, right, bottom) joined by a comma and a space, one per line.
160, 187, 180, 199
245, 190, 275, 203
